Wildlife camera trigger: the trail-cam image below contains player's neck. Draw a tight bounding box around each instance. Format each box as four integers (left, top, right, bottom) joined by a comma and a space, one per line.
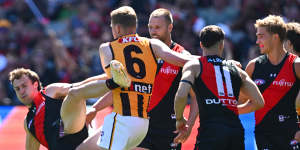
162, 34, 172, 47
117, 32, 136, 38
117, 27, 136, 38
203, 49, 222, 57
267, 44, 287, 65
26, 91, 39, 108
165, 39, 172, 47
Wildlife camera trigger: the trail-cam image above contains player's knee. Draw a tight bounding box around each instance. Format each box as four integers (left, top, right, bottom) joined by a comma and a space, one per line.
67, 87, 81, 100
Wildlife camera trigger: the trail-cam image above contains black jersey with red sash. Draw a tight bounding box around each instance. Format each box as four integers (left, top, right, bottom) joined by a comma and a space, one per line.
147, 42, 184, 134
26, 90, 63, 149
252, 53, 299, 134
26, 90, 62, 149
193, 55, 243, 129
26, 90, 88, 150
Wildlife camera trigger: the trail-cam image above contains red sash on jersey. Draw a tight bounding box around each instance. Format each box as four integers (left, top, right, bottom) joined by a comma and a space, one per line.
32, 91, 48, 148
200, 57, 239, 114
255, 54, 297, 125
147, 44, 184, 112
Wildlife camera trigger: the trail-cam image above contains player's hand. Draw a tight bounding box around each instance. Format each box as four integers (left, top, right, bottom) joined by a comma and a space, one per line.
173, 123, 192, 144
86, 108, 97, 128
228, 60, 242, 68
294, 130, 300, 142
173, 118, 188, 144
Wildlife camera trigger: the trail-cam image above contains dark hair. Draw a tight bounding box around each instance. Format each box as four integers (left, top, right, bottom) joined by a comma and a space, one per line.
9, 68, 42, 90
199, 25, 225, 48
286, 22, 300, 53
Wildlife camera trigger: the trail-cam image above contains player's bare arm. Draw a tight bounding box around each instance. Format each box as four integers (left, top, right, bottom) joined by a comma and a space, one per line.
24, 119, 40, 150
174, 59, 200, 144
237, 58, 257, 113
181, 49, 200, 129
92, 91, 113, 112
86, 92, 113, 127
180, 50, 199, 131
150, 39, 199, 67
244, 58, 257, 78
186, 90, 199, 128
227, 59, 242, 68
99, 42, 113, 71
237, 67, 265, 114
174, 89, 198, 144
174, 60, 200, 121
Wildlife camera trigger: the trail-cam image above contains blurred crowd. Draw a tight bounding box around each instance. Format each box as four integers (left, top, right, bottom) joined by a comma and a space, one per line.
0, 0, 299, 105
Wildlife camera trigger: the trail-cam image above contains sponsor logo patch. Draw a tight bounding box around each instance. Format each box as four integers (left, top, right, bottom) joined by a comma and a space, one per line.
254, 79, 265, 85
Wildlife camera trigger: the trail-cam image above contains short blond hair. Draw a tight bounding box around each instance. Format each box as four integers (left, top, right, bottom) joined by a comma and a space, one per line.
149, 8, 173, 25
255, 15, 286, 42
110, 6, 137, 28
9, 68, 42, 90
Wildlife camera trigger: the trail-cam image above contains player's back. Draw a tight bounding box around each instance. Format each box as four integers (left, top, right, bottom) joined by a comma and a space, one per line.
193, 55, 243, 129
105, 34, 157, 118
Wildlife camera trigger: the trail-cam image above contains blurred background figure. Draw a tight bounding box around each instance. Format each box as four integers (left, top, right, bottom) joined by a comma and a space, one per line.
0, 0, 299, 103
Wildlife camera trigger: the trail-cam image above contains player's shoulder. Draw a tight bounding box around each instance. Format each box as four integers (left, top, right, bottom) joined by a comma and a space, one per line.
99, 42, 110, 50
149, 38, 162, 45
183, 59, 200, 71
246, 56, 263, 69
254, 55, 268, 64
250, 55, 264, 63
137, 36, 150, 41
244, 56, 263, 77
246, 59, 256, 68
99, 42, 113, 58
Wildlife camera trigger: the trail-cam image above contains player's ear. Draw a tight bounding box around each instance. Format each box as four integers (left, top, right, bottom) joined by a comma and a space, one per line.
219, 40, 224, 50
116, 24, 121, 34
33, 81, 39, 90
273, 34, 280, 42
200, 42, 204, 49
168, 23, 173, 33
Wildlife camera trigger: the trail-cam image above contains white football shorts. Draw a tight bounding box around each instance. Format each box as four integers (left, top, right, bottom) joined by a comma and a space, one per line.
97, 112, 149, 150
